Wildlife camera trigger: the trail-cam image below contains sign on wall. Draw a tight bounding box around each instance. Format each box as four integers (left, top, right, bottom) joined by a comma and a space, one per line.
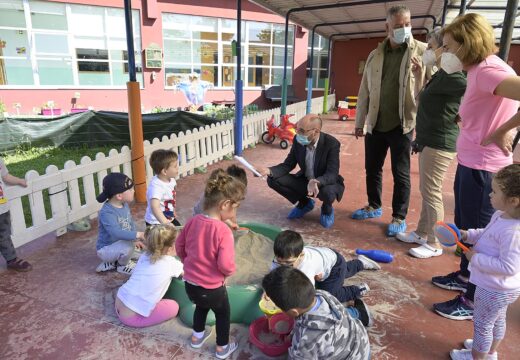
145, 43, 163, 69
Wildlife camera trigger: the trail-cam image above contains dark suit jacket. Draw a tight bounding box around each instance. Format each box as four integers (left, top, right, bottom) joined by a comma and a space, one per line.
269, 132, 344, 190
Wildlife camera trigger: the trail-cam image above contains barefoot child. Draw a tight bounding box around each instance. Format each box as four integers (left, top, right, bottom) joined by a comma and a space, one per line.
450, 164, 520, 360
115, 224, 183, 328
176, 168, 246, 359
0, 158, 32, 271
145, 149, 181, 226
96, 173, 144, 275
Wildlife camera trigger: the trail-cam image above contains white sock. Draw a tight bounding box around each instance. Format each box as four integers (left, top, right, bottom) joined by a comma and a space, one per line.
192, 330, 205, 339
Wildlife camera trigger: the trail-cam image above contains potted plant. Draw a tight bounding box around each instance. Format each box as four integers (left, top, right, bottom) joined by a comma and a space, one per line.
41, 101, 61, 116
70, 104, 89, 114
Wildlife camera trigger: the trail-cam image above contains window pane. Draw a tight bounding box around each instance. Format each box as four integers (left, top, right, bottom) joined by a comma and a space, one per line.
320, 53, 329, 68
78, 62, 110, 85
222, 66, 245, 87
273, 24, 293, 45
163, 13, 190, 39
248, 45, 271, 66
0, 58, 33, 85
194, 65, 217, 85
30, 1, 67, 30
191, 16, 217, 41
70, 5, 105, 36
164, 39, 190, 63
165, 65, 191, 87
163, 28, 190, 40
248, 22, 271, 44
273, 47, 293, 67
38, 58, 74, 85
193, 42, 218, 64
221, 19, 245, 41
76, 48, 109, 60
112, 61, 143, 86
223, 43, 244, 64
74, 36, 107, 50
0, 0, 26, 28
35, 34, 69, 55
248, 67, 269, 87
271, 68, 291, 86
0, 29, 29, 58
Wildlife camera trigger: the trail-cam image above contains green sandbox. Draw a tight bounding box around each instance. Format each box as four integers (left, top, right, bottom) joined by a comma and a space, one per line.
163, 222, 282, 327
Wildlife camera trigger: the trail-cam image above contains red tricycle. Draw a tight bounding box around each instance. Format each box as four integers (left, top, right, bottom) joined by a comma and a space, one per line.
261, 114, 296, 149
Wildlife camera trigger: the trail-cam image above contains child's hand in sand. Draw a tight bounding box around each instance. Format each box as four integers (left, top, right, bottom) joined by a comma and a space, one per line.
134, 240, 146, 250
314, 273, 324, 281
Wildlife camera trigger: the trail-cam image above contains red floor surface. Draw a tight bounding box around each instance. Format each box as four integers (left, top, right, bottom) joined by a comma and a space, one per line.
1, 114, 519, 360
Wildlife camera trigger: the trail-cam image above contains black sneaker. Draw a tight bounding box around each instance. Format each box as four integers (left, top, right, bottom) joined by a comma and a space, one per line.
433, 294, 473, 320
353, 298, 373, 327
431, 271, 468, 292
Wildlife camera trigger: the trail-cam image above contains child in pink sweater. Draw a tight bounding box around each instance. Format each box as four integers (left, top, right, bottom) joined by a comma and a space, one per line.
450, 164, 520, 360
176, 168, 246, 360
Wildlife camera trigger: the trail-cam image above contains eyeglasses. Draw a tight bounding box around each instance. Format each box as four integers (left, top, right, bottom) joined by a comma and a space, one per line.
273, 254, 302, 267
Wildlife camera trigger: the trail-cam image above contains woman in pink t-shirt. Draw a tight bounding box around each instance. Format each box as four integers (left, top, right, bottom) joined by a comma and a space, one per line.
430, 13, 520, 331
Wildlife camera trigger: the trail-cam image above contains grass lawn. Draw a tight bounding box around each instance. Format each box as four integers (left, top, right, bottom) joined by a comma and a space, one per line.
2, 145, 117, 227
2, 145, 116, 178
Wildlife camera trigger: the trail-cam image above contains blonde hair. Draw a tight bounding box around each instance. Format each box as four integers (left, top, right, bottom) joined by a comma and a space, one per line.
443, 13, 497, 66
144, 225, 178, 263
203, 168, 246, 211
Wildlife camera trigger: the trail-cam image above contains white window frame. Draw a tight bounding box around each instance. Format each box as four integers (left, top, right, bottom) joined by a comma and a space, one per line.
306, 35, 329, 90
162, 14, 294, 90
0, 0, 143, 89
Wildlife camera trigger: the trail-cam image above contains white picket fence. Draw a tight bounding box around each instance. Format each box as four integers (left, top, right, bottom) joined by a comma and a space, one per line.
6, 94, 335, 248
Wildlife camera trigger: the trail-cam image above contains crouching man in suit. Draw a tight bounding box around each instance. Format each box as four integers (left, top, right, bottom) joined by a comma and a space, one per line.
258, 114, 344, 228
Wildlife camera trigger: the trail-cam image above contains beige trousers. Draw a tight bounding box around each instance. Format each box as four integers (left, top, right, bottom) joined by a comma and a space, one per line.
416, 146, 456, 245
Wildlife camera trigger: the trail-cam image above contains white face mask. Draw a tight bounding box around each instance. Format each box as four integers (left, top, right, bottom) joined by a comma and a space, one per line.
392, 26, 412, 44
440, 52, 463, 74
422, 49, 437, 67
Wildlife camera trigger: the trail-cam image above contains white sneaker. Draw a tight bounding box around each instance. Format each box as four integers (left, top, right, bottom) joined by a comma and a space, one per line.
356, 283, 370, 297
409, 244, 443, 259
117, 261, 136, 275
357, 255, 381, 270
96, 261, 116, 272
396, 231, 427, 244
450, 349, 473, 360
463, 340, 497, 359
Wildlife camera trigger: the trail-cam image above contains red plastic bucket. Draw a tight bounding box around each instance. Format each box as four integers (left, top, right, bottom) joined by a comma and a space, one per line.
249, 316, 292, 357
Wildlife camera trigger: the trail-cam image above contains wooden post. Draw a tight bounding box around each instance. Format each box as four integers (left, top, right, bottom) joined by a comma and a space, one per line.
127, 81, 147, 203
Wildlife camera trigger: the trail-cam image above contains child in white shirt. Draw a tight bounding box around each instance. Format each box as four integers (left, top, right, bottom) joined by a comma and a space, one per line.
145, 149, 181, 226
272, 230, 380, 303
116, 224, 183, 328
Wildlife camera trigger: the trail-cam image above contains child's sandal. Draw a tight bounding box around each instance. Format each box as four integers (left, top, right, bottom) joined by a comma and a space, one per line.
7, 258, 33, 272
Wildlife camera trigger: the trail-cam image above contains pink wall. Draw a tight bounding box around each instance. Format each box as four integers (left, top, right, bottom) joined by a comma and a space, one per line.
0, 0, 312, 114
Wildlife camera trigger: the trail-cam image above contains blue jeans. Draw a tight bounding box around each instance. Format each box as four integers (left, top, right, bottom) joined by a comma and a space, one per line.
316, 251, 364, 302
454, 164, 494, 302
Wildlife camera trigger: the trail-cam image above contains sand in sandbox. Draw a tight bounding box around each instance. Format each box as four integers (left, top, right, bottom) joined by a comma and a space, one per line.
274, 320, 291, 334
226, 231, 274, 286
258, 330, 284, 346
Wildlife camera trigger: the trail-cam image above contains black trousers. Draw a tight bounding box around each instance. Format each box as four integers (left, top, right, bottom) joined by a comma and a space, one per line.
454, 164, 494, 302
316, 252, 365, 302
364, 127, 412, 219
184, 283, 230, 346
267, 174, 344, 214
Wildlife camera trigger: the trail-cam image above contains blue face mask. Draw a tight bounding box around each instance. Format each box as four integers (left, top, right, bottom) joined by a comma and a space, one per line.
296, 134, 311, 146
392, 26, 412, 44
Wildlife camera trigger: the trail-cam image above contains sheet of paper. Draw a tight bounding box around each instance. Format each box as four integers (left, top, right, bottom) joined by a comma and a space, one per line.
234, 155, 263, 178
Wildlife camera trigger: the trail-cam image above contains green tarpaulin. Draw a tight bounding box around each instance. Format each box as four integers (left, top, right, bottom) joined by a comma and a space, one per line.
0, 110, 224, 152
